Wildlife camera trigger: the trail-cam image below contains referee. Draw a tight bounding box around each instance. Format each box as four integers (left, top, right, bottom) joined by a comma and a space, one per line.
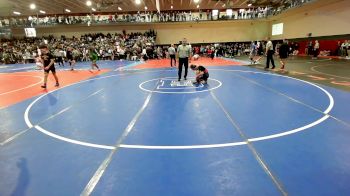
177, 38, 191, 81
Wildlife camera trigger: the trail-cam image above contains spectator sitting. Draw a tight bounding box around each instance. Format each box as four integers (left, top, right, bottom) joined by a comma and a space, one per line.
192, 53, 200, 60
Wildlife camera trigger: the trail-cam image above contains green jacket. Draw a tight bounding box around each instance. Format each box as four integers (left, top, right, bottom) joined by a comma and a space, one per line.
89, 52, 98, 61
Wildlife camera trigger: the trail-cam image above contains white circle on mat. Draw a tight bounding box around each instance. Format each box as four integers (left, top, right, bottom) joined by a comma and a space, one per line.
139, 77, 222, 94
24, 69, 334, 150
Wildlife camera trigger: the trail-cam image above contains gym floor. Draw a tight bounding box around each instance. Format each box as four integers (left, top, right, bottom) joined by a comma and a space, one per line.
0, 56, 349, 195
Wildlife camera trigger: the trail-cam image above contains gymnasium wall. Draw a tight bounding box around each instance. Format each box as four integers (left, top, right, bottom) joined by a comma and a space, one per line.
153, 21, 269, 44
270, 0, 350, 40
11, 20, 269, 44
10, 0, 349, 44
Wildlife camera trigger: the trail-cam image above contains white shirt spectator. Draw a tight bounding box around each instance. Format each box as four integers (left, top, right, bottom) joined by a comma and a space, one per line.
119, 48, 125, 55
266, 40, 273, 51
168, 46, 176, 55
314, 42, 320, 49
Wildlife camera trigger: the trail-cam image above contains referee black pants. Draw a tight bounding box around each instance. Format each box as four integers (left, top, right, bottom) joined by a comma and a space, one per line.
265, 50, 275, 69
178, 57, 188, 80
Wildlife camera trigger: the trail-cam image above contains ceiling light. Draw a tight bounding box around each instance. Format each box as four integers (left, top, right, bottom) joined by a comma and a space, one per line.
196, 5, 200, 8
135, 0, 141, 5
194, 0, 199, 3
86, 1, 92, 6
145, 6, 148, 10
30, 3, 36, 10
92, 8, 96, 11
171, 5, 173, 9
222, 4, 226, 8
39, 10, 46, 14
65, 9, 71, 12
248, 4, 252, 7
13, 11, 21, 15
118, 7, 122, 11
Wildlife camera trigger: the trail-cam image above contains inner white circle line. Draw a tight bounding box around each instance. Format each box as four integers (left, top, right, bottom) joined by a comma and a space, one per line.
24, 69, 334, 150
139, 77, 222, 94
0, 75, 44, 96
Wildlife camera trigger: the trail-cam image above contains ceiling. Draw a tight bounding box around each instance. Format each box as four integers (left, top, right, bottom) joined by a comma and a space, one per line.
0, 0, 259, 16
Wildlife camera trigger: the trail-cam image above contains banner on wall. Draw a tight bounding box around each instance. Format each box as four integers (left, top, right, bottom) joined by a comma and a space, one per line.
0, 28, 12, 39
24, 28, 36, 37
272, 23, 283, 36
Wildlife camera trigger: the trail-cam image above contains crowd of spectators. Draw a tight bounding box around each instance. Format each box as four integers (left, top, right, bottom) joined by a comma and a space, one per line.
1, 35, 333, 65
0, 30, 157, 64
2, 30, 347, 65
0, 8, 268, 28
0, 33, 266, 65
0, 35, 294, 65
0, 0, 314, 28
